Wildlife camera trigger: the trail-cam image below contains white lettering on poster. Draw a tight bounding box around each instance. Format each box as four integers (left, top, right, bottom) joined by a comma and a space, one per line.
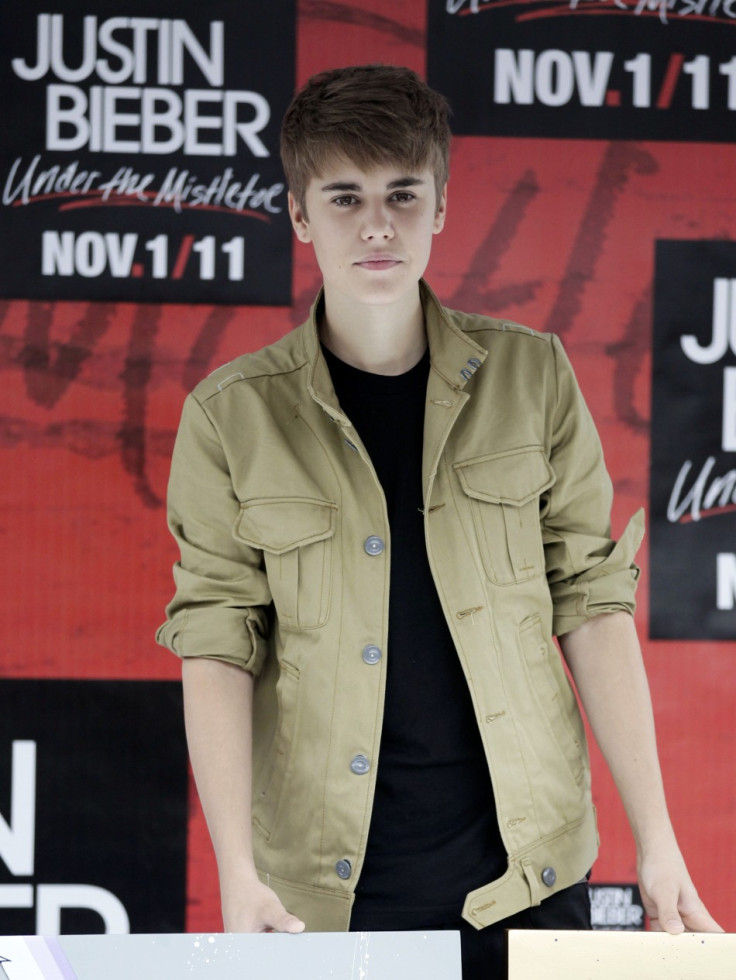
0, 742, 35, 876
0, 741, 130, 934
680, 279, 736, 452
667, 457, 736, 523
590, 886, 644, 928
492, 50, 736, 112
36, 885, 129, 935
42, 231, 138, 278
716, 553, 736, 609
45, 85, 270, 157
446, 0, 736, 24
12, 15, 224, 86
3, 156, 284, 217
495, 49, 614, 107
10, 14, 272, 157
723, 367, 736, 451
41, 230, 248, 282
681, 279, 736, 365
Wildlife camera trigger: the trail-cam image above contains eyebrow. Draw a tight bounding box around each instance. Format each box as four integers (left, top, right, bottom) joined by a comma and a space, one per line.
320, 176, 427, 192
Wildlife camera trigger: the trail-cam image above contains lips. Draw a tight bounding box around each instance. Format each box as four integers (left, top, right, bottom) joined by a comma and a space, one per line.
354, 253, 402, 270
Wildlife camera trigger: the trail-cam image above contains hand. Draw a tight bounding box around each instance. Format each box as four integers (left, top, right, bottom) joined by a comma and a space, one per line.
638, 844, 723, 934
222, 876, 306, 934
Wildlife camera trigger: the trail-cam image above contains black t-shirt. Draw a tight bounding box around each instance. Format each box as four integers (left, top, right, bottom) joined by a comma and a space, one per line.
322, 343, 507, 926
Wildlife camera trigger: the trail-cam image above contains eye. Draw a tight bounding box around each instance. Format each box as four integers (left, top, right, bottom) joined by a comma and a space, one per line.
332, 195, 359, 207
390, 191, 416, 204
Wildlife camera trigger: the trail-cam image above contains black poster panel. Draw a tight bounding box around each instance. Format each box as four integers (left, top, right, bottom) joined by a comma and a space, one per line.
650, 240, 736, 641
0, 681, 188, 935
0, 2, 295, 303
427, 1, 736, 142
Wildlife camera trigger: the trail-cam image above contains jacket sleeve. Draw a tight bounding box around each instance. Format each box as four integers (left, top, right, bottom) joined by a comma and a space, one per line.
155, 393, 271, 675
542, 334, 645, 637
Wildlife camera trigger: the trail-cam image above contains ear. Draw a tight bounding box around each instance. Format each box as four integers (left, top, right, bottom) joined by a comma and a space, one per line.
288, 191, 312, 244
433, 183, 448, 235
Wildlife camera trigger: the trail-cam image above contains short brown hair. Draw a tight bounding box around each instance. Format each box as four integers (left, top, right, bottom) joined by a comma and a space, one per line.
280, 64, 451, 209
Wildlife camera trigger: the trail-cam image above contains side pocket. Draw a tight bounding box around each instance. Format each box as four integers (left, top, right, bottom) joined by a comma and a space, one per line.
518, 614, 586, 788
252, 658, 300, 841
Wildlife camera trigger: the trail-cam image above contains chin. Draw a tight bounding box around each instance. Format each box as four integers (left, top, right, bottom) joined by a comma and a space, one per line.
356, 274, 420, 303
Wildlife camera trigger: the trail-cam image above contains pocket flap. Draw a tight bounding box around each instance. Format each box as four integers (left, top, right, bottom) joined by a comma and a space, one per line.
455, 448, 555, 506
234, 497, 337, 554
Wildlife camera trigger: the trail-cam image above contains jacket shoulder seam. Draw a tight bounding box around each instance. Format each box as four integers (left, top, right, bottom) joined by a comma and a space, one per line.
442, 304, 551, 343
464, 319, 551, 342
191, 339, 309, 404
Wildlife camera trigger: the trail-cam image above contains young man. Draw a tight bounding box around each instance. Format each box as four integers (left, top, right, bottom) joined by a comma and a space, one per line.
157, 65, 720, 976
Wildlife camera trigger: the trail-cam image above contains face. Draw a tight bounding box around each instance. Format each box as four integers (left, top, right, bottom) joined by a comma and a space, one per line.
288, 160, 447, 310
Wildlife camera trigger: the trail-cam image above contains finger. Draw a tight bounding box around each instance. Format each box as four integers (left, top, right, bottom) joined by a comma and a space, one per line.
279, 913, 306, 934
648, 913, 685, 934
680, 906, 724, 934
660, 911, 686, 935
267, 906, 305, 934
647, 900, 685, 935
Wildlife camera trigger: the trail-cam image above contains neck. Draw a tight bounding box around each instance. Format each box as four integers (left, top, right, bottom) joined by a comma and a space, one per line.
319, 283, 427, 375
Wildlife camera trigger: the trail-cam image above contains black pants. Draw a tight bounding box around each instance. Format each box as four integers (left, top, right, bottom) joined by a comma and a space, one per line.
350, 881, 592, 980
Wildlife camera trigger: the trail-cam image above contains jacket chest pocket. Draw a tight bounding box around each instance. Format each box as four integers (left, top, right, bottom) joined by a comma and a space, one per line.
454, 448, 555, 587
234, 497, 337, 630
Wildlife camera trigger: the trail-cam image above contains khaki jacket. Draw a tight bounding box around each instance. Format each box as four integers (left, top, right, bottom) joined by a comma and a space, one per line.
157, 281, 643, 931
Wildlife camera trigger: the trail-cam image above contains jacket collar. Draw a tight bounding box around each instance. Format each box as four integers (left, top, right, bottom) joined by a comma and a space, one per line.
304, 279, 488, 423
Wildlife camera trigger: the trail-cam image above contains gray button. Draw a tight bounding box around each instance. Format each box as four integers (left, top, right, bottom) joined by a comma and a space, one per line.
364, 535, 384, 556
350, 754, 370, 775
541, 866, 557, 887
335, 859, 352, 879
362, 644, 382, 665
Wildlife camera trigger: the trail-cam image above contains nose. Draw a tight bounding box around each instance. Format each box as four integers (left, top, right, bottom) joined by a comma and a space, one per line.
360, 201, 394, 240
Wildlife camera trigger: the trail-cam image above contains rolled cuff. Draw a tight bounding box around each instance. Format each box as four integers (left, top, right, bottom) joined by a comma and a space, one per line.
551, 508, 645, 637
155, 604, 270, 676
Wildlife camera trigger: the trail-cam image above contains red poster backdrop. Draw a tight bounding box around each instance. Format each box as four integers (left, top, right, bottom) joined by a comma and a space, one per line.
1, 0, 734, 936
